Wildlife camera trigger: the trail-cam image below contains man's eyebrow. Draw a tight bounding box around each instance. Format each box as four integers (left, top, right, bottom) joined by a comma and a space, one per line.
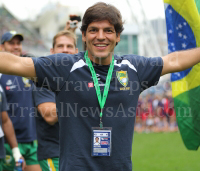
88, 26, 115, 30
104, 27, 114, 29
56, 43, 63, 46
88, 26, 98, 29
67, 44, 74, 46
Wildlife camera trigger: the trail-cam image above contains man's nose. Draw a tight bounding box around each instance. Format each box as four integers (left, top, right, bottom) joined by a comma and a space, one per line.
13, 43, 20, 49
62, 47, 69, 53
96, 30, 105, 40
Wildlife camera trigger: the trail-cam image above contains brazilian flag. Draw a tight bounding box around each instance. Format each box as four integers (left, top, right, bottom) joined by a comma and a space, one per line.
164, 0, 200, 150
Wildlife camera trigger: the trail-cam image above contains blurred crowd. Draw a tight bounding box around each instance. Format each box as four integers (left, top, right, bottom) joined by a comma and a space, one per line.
135, 91, 178, 133
0, 6, 47, 53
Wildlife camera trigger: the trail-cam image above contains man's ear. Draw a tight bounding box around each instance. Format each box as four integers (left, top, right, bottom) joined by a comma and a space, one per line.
82, 32, 86, 42
116, 33, 120, 43
75, 48, 78, 54
50, 48, 54, 54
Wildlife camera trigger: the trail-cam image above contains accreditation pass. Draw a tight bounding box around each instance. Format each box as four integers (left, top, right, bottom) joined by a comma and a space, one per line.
92, 128, 112, 156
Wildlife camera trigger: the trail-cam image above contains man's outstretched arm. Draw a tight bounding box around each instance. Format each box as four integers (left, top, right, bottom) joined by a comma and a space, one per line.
0, 52, 36, 79
161, 48, 200, 76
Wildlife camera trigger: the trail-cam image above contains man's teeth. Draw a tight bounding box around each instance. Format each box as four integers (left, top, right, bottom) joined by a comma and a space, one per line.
95, 44, 107, 47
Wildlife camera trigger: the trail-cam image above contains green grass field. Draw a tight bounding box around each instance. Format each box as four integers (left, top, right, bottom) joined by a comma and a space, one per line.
132, 132, 200, 171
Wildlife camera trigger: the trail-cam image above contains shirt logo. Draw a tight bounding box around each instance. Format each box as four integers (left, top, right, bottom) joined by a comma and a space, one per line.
5, 155, 12, 164
22, 77, 31, 87
6, 80, 12, 85
116, 71, 130, 91
116, 71, 129, 87
5, 79, 16, 90
90, 74, 105, 87
88, 82, 94, 88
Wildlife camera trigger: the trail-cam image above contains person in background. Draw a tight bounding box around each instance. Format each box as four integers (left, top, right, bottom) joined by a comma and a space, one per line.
32, 19, 78, 171
0, 85, 26, 171
0, 31, 41, 171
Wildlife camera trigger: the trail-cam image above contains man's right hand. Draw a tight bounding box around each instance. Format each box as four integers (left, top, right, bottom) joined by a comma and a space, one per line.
64, 15, 79, 32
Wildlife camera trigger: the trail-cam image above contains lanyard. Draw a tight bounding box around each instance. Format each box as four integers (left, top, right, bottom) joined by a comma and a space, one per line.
84, 51, 114, 128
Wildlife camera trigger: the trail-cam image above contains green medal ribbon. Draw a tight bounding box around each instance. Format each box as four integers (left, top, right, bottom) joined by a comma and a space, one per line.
84, 51, 114, 128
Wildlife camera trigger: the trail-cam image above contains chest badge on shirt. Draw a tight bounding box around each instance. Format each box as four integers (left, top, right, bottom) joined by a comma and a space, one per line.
6, 80, 12, 85
116, 71, 130, 90
22, 77, 31, 87
5, 79, 16, 90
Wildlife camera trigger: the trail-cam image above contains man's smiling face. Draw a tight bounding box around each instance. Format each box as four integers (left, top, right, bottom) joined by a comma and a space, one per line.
82, 20, 120, 65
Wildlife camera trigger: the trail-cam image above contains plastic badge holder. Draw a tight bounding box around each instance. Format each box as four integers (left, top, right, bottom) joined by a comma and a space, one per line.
91, 127, 112, 157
